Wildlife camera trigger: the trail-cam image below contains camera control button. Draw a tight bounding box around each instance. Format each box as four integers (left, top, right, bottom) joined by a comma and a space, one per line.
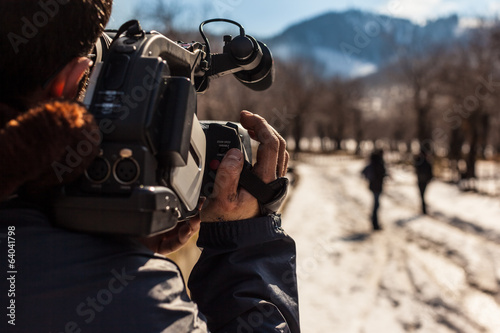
209, 159, 220, 171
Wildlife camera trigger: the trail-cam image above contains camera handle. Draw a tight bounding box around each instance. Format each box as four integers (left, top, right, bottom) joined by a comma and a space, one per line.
239, 162, 289, 215
110, 19, 145, 44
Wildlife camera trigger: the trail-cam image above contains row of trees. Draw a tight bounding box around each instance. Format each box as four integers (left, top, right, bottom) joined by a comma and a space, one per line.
140, 2, 500, 180
201, 22, 500, 180
388, 22, 500, 180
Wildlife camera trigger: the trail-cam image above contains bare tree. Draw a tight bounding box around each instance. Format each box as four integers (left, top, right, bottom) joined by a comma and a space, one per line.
313, 77, 363, 152
395, 44, 445, 152
438, 22, 499, 180
269, 60, 318, 158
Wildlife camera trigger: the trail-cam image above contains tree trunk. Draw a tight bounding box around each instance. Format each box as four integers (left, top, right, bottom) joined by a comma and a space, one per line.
353, 110, 363, 156
465, 112, 480, 180
292, 114, 304, 159
478, 113, 490, 159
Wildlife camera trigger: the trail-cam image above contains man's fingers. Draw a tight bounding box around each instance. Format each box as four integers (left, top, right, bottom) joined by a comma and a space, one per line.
210, 148, 244, 201
176, 222, 194, 246
280, 149, 289, 178
158, 217, 200, 254
240, 110, 287, 182
275, 128, 288, 177
201, 148, 260, 222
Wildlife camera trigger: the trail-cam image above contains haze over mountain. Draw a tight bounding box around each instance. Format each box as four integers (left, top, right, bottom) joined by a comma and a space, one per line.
266, 10, 470, 78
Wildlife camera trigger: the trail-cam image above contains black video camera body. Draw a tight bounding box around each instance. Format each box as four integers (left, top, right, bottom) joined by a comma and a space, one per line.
54, 20, 273, 236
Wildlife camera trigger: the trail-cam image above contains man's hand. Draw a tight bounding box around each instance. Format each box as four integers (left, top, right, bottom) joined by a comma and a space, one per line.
201, 110, 289, 222
139, 110, 288, 253
139, 215, 201, 255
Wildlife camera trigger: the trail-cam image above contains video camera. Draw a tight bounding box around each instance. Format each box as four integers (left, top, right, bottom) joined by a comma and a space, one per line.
54, 19, 276, 236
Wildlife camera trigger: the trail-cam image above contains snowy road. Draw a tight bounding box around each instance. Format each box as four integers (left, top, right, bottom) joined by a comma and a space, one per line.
282, 154, 500, 333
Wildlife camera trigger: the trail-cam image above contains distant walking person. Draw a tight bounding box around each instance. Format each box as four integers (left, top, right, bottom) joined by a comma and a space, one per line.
415, 150, 433, 214
362, 149, 386, 230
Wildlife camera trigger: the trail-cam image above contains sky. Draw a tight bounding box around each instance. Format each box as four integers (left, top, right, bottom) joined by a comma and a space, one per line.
109, 0, 499, 38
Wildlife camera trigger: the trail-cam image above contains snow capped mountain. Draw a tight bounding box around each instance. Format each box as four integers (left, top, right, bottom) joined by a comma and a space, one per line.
266, 10, 463, 78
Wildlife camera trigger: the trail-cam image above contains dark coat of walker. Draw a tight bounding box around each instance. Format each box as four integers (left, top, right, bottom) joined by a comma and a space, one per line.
362, 150, 386, 230
415, 151, 433, 214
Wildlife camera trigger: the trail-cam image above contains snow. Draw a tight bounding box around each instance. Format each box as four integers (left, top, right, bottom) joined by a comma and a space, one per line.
271, 45, 378, 78
310, 47, 378, 78
282, 154, 500, 333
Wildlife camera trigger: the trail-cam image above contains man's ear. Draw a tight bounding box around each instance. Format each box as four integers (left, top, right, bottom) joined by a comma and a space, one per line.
48, 57, 93, 99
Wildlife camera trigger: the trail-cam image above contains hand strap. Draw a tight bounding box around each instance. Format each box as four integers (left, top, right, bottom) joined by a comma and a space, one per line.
239, 161, 289, 215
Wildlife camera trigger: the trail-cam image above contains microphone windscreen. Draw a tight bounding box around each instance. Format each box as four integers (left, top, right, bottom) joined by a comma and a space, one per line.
233, 41, 274, 91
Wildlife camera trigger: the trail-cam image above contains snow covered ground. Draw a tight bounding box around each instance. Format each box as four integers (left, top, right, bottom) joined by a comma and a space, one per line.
282, 154, 500, 333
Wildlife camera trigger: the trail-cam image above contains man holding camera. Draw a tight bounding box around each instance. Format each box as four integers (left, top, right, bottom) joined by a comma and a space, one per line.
0, 1, 299, 332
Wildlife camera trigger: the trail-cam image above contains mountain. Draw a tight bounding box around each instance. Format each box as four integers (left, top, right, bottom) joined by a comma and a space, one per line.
266, 10, 463, 78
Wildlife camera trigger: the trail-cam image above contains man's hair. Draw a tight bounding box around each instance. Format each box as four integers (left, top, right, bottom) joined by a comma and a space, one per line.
0, 0, 113, 108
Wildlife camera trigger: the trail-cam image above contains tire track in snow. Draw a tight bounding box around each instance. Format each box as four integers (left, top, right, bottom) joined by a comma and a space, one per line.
284, 154, 500, 332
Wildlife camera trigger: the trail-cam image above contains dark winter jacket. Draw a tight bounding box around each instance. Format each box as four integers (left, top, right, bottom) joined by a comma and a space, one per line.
0, 200, 299, 332
362, 161, 386, 193
415, 156, 433, 185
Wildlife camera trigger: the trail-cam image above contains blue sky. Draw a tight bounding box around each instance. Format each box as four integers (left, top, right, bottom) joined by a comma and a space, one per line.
109, 0, 499, 38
